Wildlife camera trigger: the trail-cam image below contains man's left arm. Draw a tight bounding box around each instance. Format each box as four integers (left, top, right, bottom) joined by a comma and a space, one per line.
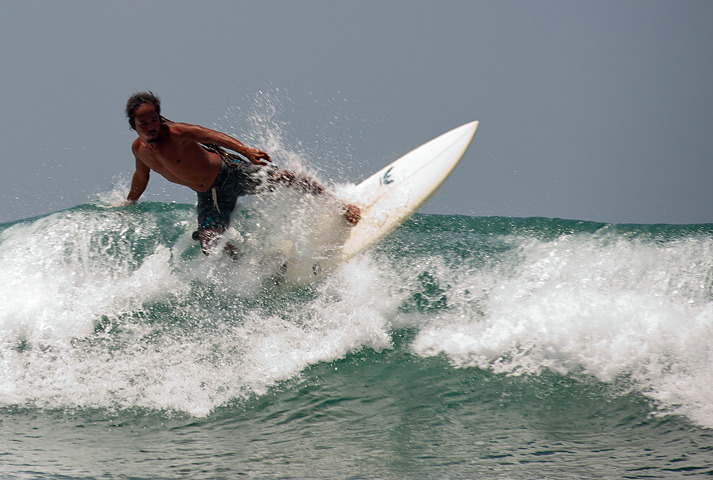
174, 122, 360, 225
174, 123, 272, 165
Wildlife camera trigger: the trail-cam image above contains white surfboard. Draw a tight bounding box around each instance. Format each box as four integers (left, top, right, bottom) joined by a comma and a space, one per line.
281, 120, 479, 284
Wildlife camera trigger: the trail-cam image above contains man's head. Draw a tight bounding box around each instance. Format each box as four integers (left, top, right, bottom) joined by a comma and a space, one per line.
126, 92, 161, 130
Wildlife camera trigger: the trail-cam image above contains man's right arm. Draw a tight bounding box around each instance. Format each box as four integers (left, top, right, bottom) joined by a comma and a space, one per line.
126, 156, 150, 204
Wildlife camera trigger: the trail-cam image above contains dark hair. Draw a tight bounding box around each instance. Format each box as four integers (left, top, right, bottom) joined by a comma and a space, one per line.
126, 91, 161, 129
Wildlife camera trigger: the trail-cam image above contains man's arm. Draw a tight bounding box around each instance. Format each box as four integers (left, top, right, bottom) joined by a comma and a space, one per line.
126, 156, 150, 204
172, 122, 272, 165
171, 122, 360, 224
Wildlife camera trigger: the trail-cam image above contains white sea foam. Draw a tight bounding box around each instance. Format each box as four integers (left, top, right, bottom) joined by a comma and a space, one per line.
2, 209, 712, 426
410, 232, 713, 428
0, 201, 394, 416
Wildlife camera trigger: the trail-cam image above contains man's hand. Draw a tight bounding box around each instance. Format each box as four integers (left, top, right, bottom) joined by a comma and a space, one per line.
244, 148, 272, 166
109, 199, 137, 208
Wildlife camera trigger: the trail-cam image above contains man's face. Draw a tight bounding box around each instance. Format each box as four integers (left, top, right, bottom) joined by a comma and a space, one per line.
134, 103, 161, 144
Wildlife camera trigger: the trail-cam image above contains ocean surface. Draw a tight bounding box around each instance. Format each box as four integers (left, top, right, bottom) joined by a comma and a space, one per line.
1, 201, 712, 479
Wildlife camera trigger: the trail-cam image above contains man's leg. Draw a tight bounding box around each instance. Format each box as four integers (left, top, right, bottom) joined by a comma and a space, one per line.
268, 168, 361, 225
196, 185, 239, 257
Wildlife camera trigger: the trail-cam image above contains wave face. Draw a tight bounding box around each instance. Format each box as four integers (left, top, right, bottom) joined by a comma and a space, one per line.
1, 205, 712, 478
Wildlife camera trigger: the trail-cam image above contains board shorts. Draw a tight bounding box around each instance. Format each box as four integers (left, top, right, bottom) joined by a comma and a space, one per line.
196, 161, 275, 233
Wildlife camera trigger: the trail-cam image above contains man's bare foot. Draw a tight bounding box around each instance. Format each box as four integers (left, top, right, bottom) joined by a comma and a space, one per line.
197, 228, 222, 255
223, 243, 241, 262
194, 229, 241, 261
343, 204, 361, 225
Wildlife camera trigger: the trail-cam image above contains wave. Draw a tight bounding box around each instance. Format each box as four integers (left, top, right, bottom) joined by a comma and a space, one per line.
1, 203, 712, 428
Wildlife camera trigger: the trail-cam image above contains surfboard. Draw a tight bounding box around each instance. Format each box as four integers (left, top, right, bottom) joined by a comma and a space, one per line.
280, 120, 479, 285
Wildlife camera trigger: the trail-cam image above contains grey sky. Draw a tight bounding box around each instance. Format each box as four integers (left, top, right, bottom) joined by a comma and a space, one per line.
1, 0, 712, 224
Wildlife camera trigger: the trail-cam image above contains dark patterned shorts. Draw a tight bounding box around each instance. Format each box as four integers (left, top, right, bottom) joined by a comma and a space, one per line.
196, 161, 275, 232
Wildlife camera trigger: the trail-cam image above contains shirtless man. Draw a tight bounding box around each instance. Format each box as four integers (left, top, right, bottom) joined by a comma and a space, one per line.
123, 92, 360, 255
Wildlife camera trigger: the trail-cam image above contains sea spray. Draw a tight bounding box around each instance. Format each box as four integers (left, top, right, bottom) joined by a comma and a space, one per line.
2, 209, 713, 479
405, 217, 713, 427
0, 202, 395, 415
1, 209, 712, 428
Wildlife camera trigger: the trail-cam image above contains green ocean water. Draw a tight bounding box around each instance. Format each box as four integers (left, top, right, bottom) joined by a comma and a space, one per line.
1, 202, 712, 479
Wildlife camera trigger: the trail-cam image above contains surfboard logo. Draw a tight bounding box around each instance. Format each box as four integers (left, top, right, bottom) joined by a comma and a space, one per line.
381, 167, 395, 185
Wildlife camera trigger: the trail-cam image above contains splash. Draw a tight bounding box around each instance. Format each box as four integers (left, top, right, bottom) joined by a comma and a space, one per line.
409, 228, 713, 427
0, 197, 394, 416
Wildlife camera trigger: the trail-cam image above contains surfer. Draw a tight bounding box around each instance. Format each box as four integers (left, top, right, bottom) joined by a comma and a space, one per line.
121, 92, 360, 256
